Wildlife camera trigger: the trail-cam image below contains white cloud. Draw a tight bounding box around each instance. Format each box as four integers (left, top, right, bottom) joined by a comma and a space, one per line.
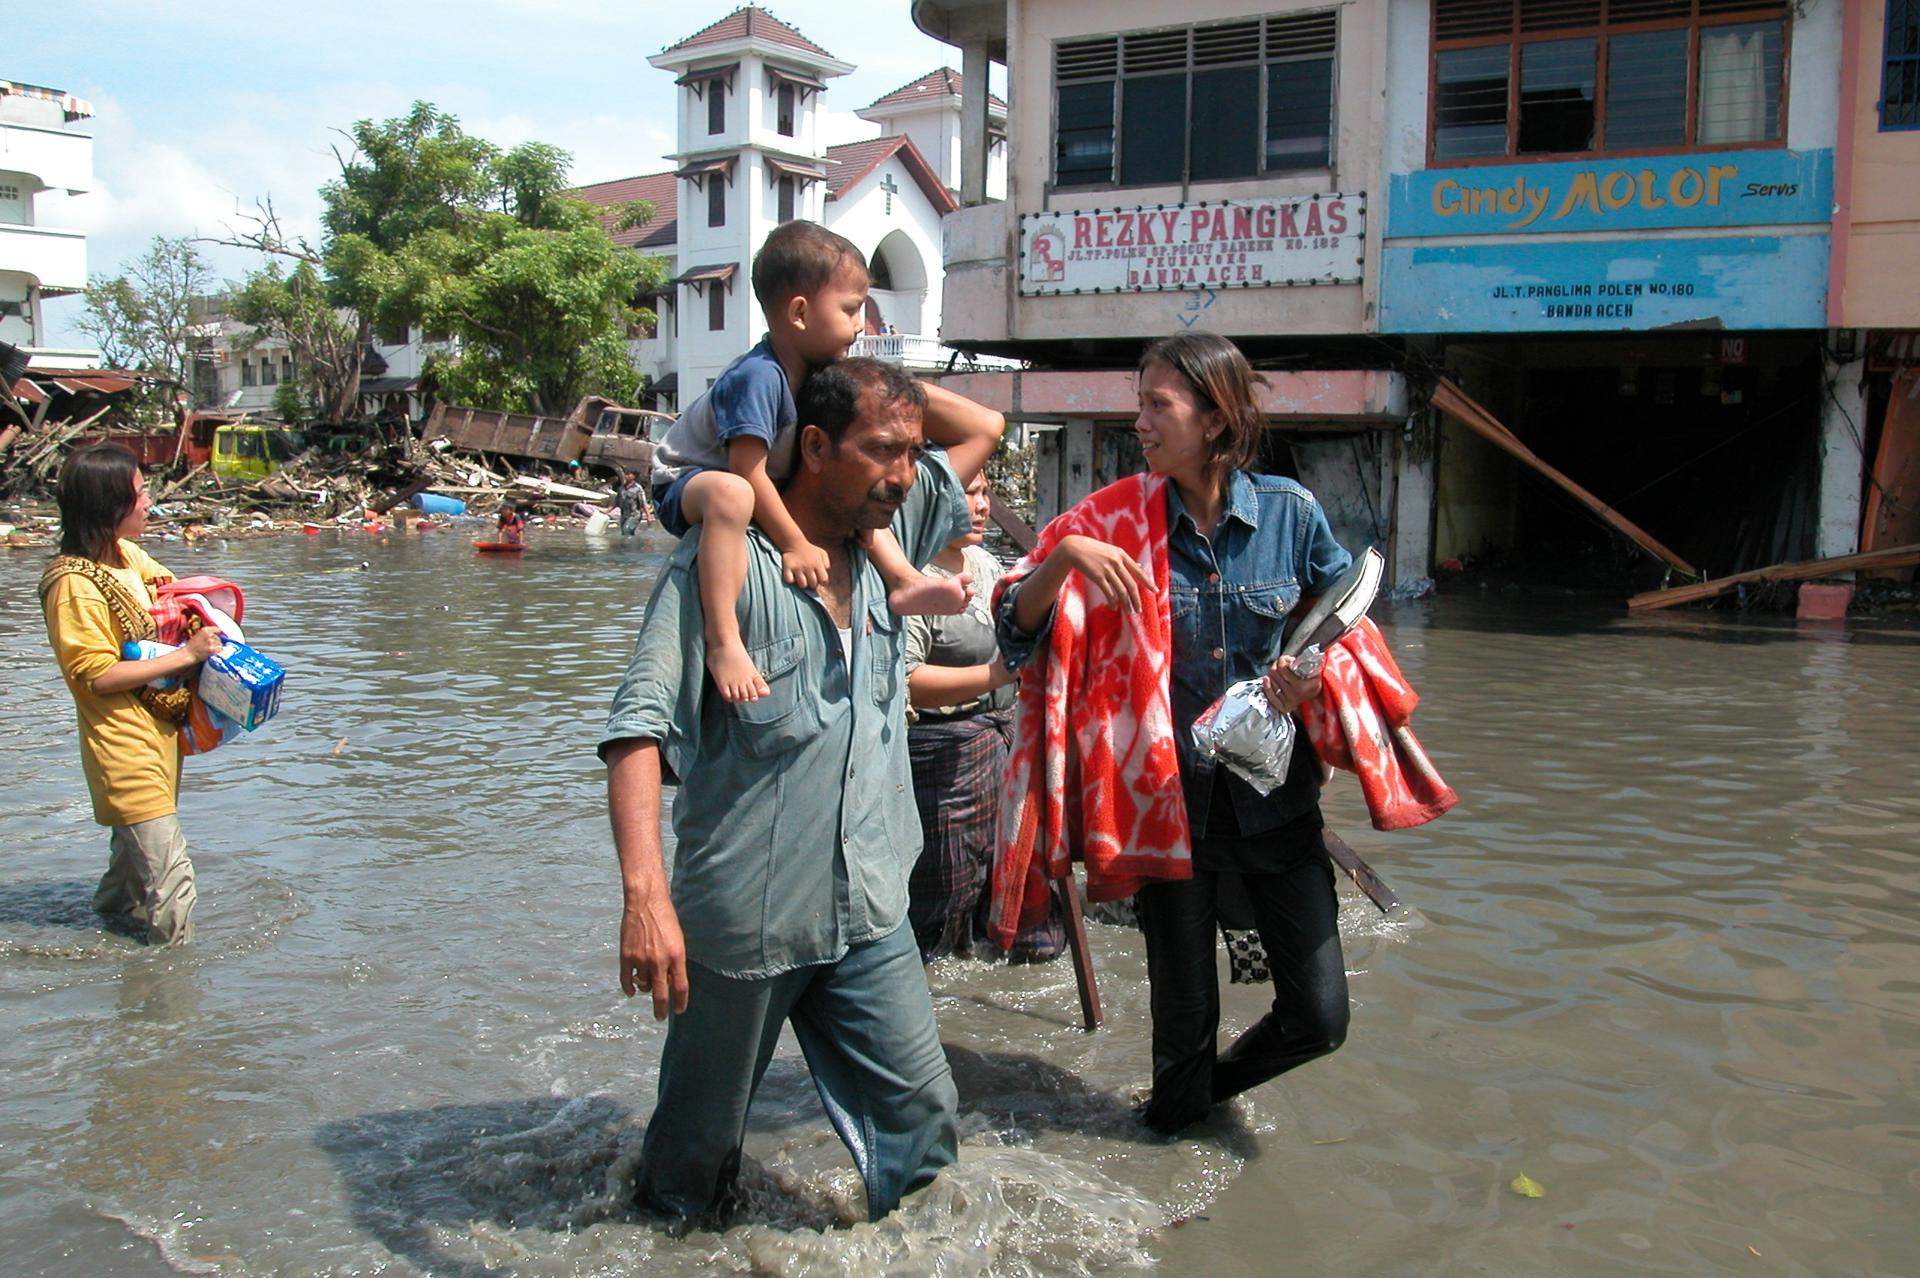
819, 105, 882, 149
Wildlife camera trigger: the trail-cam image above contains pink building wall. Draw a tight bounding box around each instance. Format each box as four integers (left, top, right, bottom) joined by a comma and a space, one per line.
942, 0, 1387, 345
1832, 0, 1920, 328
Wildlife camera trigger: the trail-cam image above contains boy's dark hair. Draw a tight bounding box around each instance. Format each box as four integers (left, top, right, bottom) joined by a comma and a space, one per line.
797, 358, 927, 445
751, 220, 866, 311
57, 443, 142, 563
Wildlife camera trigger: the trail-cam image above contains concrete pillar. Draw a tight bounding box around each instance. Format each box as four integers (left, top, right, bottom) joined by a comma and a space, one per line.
960, 45, 991, 207
1816, 341, 1868, 561
1063, 419, 1096, 510
1034, 425, 1063, 525
1389, 414, 1438, 593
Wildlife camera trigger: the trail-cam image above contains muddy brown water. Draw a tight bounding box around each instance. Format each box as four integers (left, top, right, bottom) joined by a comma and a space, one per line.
2, 528, 1916, 1276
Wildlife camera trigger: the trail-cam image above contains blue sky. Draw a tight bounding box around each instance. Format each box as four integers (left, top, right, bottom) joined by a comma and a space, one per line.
19, 1, 972, 348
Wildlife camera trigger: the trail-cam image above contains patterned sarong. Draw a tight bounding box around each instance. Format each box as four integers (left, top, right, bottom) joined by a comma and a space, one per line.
908, 710, 1062, 962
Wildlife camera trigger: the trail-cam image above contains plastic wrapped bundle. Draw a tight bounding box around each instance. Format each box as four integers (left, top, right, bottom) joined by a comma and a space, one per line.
1190, 647, 1324, 795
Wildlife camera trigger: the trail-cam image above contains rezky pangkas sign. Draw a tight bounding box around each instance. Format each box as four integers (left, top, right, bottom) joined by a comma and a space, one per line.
1019, 194, 1365, 295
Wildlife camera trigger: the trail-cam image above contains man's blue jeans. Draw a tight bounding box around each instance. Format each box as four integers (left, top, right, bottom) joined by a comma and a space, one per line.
635, 921, 959, 1221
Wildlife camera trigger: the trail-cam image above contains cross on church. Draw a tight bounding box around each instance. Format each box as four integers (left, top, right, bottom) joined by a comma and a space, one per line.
879, 173, 899, 215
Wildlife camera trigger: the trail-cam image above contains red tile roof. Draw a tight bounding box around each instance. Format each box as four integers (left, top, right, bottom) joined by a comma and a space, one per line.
660, 6, 835, 61
864, 67, 1007, 115
824, 136, 958, 215
569, 171, 678, 250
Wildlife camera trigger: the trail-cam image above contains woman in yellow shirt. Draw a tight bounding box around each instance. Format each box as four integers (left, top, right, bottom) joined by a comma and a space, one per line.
39, 444, 222, 945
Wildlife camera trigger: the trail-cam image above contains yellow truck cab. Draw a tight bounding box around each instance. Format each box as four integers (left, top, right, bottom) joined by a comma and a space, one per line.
210, 424, 303, 481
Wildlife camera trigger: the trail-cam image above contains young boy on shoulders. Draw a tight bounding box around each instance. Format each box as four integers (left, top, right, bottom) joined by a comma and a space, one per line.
650, 220, 980, 702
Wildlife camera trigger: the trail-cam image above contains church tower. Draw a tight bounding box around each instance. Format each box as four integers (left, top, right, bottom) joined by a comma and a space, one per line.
649, 6, 854, 395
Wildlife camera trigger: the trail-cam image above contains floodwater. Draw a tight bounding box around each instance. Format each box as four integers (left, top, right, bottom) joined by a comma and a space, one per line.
3, 527, 1918, 1277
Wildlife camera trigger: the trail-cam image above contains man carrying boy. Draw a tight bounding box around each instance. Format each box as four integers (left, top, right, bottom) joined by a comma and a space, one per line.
648, 220, 971, 703
602, 358, 1004, 1221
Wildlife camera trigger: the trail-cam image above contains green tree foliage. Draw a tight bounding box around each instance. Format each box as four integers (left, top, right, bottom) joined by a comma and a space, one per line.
272, 378, 309, 423
322, 103, 666, 415
77, 236, 211, 409
228, 261, 359, 424
221, 102, 664, 422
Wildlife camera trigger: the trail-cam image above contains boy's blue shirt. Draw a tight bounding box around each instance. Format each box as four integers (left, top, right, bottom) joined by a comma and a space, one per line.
650, 338, 799, 489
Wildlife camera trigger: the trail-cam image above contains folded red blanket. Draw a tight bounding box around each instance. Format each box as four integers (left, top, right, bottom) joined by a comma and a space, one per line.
987, 474, 1190, 948
1300, 617, 1458, 830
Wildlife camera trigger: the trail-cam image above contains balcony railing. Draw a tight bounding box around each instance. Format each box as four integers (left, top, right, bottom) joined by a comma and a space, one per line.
851, 333, 1022, 371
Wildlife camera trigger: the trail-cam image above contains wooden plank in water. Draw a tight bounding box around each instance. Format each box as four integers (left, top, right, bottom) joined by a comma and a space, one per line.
1055, 878, 1103, 1032
1324, 829, 1400, 914
1626, 542, 1920, 611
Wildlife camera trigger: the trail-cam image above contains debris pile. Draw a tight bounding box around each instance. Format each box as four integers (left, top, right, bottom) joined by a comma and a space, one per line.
4, 436, 625, 551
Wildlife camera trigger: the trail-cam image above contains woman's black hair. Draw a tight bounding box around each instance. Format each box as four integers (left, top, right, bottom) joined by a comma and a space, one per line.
56, 443, 142, 564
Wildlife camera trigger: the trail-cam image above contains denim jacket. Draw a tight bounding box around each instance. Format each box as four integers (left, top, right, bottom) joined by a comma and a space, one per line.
998, 470, 1353, 838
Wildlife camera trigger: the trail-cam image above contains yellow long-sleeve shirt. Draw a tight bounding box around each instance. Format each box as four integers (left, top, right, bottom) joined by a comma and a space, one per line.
41, 540, 182, 826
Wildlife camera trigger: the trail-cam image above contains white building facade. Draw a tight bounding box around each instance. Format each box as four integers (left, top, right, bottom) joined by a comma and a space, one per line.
0, 79, 96, 370
574, 6, 1016, 413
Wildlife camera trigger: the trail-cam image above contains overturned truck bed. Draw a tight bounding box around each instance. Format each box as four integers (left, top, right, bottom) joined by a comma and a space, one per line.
421, 396, 662, 477
421, 402, 592, 467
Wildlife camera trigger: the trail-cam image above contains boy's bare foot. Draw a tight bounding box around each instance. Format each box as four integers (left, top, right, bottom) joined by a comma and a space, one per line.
707, 639, 770, 702
888, 571, 972, 617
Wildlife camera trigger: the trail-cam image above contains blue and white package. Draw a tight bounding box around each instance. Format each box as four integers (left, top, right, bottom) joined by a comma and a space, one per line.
197, 641, 285, 731
121, 638, 184, 689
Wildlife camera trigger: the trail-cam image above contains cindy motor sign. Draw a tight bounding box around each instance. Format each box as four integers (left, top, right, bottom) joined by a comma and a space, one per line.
1019, 194, 1366, 296
1387, 149, 1831, 238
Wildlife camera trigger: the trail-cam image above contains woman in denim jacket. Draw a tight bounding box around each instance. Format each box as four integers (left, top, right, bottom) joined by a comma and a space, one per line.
997, 332, 1354, 1134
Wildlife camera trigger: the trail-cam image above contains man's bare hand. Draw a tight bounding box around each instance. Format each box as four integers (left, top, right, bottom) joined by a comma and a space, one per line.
619, 895, 689, 1020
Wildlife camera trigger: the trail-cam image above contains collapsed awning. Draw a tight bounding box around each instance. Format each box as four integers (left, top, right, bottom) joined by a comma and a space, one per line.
359, 376, 421, 395
34, 370, 138, 396
650, 372, 679, 396
674, 156, 736, 182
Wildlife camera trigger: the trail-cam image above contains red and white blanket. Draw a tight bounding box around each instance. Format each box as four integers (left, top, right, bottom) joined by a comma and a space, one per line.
988, 474, 1188, 947
987, 477, 1455, 948
1299, 617, 1458, 830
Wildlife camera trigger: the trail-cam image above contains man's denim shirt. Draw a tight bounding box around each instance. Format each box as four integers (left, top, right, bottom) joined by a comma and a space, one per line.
997, 469, 1353, 837
600, 452, 970, 979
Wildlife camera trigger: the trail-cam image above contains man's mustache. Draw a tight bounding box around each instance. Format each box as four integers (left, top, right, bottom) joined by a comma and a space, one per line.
870, 482, 908, 506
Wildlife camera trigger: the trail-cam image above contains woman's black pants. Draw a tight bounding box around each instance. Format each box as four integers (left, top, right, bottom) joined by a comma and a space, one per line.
1135, 855, 1349, 1134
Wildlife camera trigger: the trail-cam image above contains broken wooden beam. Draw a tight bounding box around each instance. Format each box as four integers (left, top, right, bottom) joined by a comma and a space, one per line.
511, 475, 613, 503
1324, 829, 1400, 914
1054, 879, 1103, 1032
1627, 542, 1920, 611
1430, 377, 1700, 580
372, 474, 434, 516
989, 492, 1040, 552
